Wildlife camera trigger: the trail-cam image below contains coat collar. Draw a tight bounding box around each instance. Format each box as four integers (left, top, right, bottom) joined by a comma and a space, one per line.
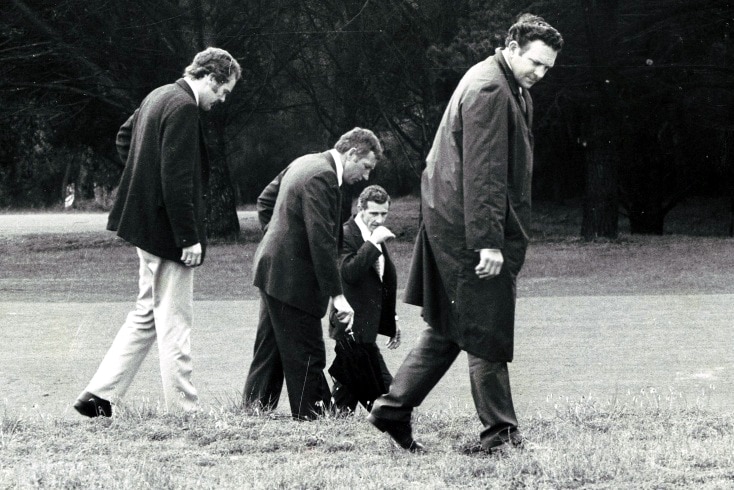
326, 149, 344, 186
493, 48, 531, 124
493, 48, 522, 99
175, 78, 198, 105
344, 215, 362, 242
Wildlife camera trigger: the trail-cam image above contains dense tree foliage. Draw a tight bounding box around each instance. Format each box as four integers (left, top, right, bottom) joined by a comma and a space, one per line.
1, 0, 732, 238
546, 0, 733, 237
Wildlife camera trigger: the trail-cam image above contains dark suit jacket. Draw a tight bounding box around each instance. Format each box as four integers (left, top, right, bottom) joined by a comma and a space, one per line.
108, 79, 209, 263
252, 151, 343, 318
404, 49, 532, 362
330, 216, 397, 343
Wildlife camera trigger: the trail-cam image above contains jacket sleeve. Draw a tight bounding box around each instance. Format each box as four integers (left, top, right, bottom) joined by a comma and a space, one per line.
461, 83, 510, 250
302, 172, 342, 298
340, 227, 382, 285
159, 101, 201, 248
115, 110, 138, 165
256, 169, 284, 232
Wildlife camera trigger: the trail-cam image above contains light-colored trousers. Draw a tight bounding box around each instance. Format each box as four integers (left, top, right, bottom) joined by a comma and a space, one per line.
82, 248, 198, 412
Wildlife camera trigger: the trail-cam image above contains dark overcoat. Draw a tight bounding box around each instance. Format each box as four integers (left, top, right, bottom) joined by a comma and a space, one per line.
329, 216, 397, 343
108, 79, 209, 263
253, 152, 343, 318
404, 49, 533, 362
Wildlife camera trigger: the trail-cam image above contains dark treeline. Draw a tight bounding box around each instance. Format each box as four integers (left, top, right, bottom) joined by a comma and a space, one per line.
1, 0, 732, 238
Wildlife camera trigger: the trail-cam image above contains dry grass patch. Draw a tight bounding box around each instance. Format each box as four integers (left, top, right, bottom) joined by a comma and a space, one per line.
1, 393, 733, 489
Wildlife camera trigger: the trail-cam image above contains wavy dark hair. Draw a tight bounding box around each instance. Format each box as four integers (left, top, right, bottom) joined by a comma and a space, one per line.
183, 47, 242, 84
357, 185, 390, 209
505, 14, 564, 52
334, 127, 384, 160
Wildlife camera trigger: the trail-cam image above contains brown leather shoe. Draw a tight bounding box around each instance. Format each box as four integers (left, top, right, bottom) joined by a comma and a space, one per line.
367, 414, 425, 453
73, 392, 112, 418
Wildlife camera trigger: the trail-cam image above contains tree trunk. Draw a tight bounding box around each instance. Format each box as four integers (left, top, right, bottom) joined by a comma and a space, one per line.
581, 119, 619, 240
204, 115, 240, 239
580, 0, 621, 241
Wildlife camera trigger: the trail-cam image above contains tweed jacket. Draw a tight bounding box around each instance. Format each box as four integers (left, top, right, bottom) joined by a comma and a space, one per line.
108, 79, 209, 263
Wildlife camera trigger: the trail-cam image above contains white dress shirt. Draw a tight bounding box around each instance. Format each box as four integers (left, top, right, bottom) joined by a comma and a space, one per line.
355, 213, 384, 281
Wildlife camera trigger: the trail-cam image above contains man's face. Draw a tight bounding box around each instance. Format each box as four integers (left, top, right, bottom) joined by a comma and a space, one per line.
200, 74, 237, 111
358, 200, 390, 231
507, 40, 558, 89
342, 149, 377, 185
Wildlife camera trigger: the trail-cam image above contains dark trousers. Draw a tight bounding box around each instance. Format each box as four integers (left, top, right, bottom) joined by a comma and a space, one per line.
370, 327, 519, 449
243, 291, 331, 420
331, 342, 393, 412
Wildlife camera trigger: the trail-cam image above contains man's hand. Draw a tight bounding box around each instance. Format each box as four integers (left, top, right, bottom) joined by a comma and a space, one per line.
475, 248, 503, 279
386, 324, 401, 350
369, 226, 395, 245
331, 294, 354, 326
181, 243, 203, 267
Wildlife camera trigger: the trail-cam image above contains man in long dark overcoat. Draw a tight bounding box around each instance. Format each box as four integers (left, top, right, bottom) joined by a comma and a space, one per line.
368, 14, 564, 453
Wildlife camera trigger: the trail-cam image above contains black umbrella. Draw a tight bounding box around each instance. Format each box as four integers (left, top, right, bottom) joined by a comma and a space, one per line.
327, 312, 386, 407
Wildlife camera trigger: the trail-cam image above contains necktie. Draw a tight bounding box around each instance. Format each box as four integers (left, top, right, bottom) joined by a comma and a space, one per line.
518, 92, 527, 114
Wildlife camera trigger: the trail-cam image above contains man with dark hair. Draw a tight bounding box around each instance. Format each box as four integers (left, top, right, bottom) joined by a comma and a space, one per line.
368, 14, 563, 453
243, 127, 383, 420
329, 185, 401, 412
73, 47, 242, 417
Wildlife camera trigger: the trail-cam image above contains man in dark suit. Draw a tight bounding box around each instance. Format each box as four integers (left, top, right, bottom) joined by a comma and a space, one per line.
73, 47, 241, 417
243, 127, 384, 420
330, 185, 401, 412
368, 14, 564, 453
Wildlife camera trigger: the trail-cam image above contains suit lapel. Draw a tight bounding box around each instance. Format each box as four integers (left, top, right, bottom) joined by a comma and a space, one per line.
495, 52, 531, 125
174, 79, 210, 184
324, 151, 344, 246
346, 217, 363, 245
198, 119, 210, 184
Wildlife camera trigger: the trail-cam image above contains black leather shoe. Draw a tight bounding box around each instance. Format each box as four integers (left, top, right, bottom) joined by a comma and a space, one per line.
367, 414, 425, 453
73, 392, 112, 418
461, 433, 524, 456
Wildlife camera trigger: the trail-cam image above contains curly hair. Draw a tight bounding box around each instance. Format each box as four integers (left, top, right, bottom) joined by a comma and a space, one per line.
334, 127, 384, 160
357, 185, 390, 210
505, 14, 564, 52
183, 47, 242, 84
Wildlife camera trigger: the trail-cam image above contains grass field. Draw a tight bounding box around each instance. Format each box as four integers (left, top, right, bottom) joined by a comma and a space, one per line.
1, 197, 734, 488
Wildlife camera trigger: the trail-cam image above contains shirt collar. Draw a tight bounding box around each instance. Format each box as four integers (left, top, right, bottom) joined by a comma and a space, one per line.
356, 213, 384, 279
183, 78, 200, 107
329, 148, 344, 186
